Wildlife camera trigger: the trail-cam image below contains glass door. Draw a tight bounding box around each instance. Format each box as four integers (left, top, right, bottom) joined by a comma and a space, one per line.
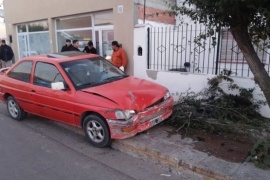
102, 30, 114, 59
18, 34, 29, 59
95, 29, 114, 59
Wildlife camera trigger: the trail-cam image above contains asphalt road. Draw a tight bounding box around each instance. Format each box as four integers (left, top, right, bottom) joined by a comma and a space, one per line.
0, 102, 179, 180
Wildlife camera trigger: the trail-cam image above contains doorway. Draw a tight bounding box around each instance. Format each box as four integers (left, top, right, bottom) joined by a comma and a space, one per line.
95, 29, 114, 59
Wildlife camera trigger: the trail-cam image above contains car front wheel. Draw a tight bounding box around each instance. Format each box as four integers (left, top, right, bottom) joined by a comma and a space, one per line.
83, 115, 111, 148
7, 96, 27, 120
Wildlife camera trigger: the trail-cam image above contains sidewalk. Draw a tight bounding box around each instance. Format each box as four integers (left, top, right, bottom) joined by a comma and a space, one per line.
111, 124, 270, 180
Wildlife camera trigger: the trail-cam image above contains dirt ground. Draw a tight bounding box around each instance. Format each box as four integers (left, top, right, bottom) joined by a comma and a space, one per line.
179, 129, 254, 163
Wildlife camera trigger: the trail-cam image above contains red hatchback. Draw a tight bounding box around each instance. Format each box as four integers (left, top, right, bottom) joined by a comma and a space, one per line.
0, 52, 173, 147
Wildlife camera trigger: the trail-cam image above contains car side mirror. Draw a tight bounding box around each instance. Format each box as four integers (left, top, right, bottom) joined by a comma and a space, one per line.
51, 82, 70, 91
51, 82, 65, 90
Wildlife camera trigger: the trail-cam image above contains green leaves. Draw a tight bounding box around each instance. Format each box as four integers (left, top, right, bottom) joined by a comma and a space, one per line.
170, 0, 270, 45
169, 71, 268, 136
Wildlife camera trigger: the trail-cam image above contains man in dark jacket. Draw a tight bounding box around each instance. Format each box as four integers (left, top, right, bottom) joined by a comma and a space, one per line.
69, 40, 81, 51
61, 39, 73, 52
0, 40, 14, 67
83, 41, 97, 54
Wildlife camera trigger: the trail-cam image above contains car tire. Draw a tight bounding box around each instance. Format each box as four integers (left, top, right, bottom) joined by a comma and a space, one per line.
7, 96, 27, 121
83, 115, 111, 148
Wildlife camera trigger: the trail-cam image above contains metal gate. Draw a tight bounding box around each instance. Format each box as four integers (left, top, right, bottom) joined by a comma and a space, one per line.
147, 24, 270, 77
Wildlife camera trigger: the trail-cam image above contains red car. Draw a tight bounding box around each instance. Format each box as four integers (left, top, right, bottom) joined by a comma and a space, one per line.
0, 52, 173, 147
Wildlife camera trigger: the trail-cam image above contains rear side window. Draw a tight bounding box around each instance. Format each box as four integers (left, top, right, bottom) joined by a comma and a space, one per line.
34, 62, 64, 88
7, 61, 33, 82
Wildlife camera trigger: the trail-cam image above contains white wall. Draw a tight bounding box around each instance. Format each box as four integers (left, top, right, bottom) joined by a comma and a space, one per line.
133, 24, 270, 118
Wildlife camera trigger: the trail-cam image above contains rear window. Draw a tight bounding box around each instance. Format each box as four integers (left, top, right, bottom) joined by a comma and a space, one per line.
7, 61, 33, 83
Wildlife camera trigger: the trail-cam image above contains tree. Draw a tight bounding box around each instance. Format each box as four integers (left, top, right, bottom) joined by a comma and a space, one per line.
169, 0, 270, 107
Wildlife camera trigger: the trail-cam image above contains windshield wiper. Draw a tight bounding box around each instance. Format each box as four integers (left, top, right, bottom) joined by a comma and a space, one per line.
102, 75, 128, 82
79, 81, 104, 88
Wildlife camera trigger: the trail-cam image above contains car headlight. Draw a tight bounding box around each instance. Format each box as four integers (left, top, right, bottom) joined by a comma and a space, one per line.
164, 90, 171, 100
115, 110, 136, 120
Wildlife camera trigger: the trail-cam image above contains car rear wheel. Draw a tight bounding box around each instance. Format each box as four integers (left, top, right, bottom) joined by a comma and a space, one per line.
7, 96, 27, 121
83, 115, 111, 148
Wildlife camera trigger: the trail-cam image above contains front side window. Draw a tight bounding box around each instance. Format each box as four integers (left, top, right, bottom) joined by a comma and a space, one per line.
7, 61, 33, 82
34, 62, 64, 88
61, 57, 128, 89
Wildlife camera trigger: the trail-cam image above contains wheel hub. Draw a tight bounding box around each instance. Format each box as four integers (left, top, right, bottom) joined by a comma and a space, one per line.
8, 100, 18, 118
87, 120, 105, 143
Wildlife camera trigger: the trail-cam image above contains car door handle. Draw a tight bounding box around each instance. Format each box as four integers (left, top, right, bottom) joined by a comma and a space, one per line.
31, 90, 36, 93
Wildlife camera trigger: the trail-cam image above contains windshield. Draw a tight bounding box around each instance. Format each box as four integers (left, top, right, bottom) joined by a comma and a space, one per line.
61, 57, 128, 89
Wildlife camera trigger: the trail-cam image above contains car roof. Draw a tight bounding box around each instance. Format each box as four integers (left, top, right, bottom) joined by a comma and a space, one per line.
21, 51, 100, 63
47, 51, 92, 58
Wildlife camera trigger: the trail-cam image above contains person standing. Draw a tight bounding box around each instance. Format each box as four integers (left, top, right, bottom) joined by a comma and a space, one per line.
83, 41, 97, 54
61, 39, 73, 52
69, 40, 81, 51
0, 40, 14, 68
111, 41, 127, 71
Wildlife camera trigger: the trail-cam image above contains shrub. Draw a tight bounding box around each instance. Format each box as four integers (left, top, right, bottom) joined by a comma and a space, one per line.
169, 71, 268, 134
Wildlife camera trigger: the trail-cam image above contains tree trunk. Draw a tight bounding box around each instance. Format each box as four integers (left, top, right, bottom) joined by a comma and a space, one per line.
230, 25, 270, 108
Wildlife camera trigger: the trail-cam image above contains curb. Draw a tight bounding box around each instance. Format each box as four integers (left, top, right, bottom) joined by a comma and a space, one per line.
55, 121, 234, 179
112, 138, 232, 180
55, 121, 268, 179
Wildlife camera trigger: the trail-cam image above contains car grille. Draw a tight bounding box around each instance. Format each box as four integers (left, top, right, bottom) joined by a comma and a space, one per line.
139, 97, 166, 123
139, 109, 166, 123
145, 97, 164, 109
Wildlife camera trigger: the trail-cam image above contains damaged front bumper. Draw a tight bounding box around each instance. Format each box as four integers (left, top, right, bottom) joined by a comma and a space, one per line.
107, 97, 174, 139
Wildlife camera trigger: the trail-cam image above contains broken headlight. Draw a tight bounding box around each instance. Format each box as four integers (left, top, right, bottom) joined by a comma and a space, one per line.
115, 110, 136, 120
164, 90, 171, 100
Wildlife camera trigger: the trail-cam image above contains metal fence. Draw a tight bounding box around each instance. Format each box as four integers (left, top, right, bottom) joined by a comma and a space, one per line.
147, 24, 270, 77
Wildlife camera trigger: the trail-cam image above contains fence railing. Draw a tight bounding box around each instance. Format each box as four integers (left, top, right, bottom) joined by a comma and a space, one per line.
147, 24, 270, 77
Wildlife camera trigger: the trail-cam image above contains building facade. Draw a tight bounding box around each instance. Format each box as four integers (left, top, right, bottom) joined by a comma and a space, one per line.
4, 0, 175, 74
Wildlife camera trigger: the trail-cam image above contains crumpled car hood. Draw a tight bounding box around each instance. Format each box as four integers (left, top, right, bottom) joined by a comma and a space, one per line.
81, 76, 167, 111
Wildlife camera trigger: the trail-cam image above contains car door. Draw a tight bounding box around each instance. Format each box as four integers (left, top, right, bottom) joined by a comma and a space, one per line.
4, 61, 37, 113
31, 61, 76, 125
